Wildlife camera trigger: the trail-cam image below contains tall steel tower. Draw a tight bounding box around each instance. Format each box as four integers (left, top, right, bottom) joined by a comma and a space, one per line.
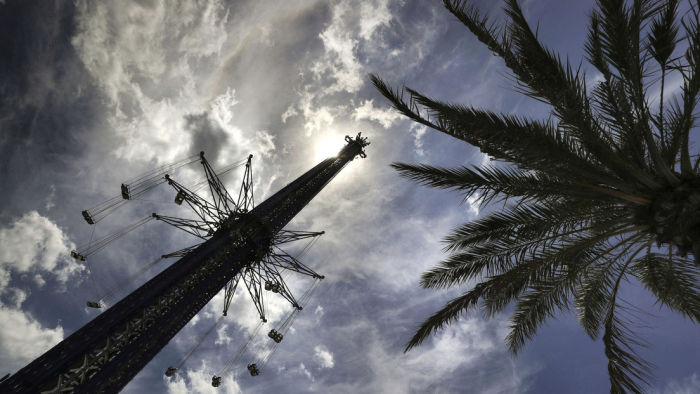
0, 134, 369, 394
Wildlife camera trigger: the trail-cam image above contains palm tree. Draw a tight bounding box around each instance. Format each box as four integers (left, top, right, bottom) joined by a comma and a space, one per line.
371, 0, 700, 392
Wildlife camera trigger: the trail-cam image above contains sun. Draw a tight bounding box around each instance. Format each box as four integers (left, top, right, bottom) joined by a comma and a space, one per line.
314, 134, 345, 163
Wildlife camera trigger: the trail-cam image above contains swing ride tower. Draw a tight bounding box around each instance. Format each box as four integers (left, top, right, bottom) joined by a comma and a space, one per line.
0, 134, 370, 394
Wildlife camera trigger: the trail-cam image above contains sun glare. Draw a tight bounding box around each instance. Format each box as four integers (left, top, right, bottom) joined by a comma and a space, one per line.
314, 135, 345, 163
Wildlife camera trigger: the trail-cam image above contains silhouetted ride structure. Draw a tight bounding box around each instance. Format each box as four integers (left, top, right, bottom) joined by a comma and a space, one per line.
0, 134, 369, 394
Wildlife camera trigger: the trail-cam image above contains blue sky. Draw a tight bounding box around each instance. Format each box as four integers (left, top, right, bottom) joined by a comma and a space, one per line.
1, 0, 699, 393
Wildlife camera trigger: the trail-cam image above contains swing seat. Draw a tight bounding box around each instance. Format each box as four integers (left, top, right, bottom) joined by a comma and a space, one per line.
247, 364, 260, 376
165, 367, 177, 377
268, 329, 283, 343
81, 210, 95, 225
121, 184, 130, 200
175, 191, 186, 205
87, 301, 101, 308
71, 251, 86, 261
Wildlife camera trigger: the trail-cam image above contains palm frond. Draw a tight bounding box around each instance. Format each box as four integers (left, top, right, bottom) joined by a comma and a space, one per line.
404, 282, 488, 352
442, 199, 630, 253
506, 232, 649, 354
421, 218, 635, 290
374, 75, 660, 194
646, 0, 680, 155
596, 0, 678, 185
480, 228, 649, 317
441, 0, 517, 68
390, 162, 626, 207
674, 4, 700, 175
632, 250, 700, 321
647, 0, 679, 67
603, 302, 657, 394
602, 242, 656, 393
590, 78, 646, 169
372, 74, 597, 175
576, 233, 649, 340
502, 0, 613, 149
501, 0, 666, 187
414, 231, 649, 359
506, 276, 574, 354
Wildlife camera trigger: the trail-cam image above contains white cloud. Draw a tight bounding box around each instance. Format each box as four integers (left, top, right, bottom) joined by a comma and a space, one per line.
215, 323, 232, 346
176, 1, 230, 57
9, 288, 28, 308
359, 0, 392, 40
352, 99, 400, 129
652, 374, 700, 394
466, 193, 482, 216
281, 104, 298, 123
0, 211, 82, 292
33, 274, 46, 288
313, 1, 363, 94
71, 0, 232, 165
73, 0, 228, 103
45, 184, 56, 211
165, 367, 242, 394
0, 301, 64, 371
299, 362, 314, 381
210, 88, 239, 127
0, 269, 9, 292
190, 314, 201, 327
259, 23, 275, 46
296, 89, 336, 136
206, 281, 291, 336
245, 129, 276, 159
285, 0, 399, 137
293, 181, 469, 290
313, 344, 334, 369
410, 123, 427, 156
76, 4, 275, 172
314, 305, 324, 323
310, 317, 535, 394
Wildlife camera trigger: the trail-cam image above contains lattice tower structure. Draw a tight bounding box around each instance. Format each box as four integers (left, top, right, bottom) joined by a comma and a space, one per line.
0, 134, 369, 394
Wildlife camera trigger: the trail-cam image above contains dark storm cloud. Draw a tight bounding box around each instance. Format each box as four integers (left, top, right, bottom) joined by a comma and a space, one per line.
0, 0, 102, 219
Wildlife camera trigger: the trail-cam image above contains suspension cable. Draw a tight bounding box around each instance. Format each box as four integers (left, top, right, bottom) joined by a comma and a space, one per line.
185, 159, 247, 194
82, 157, 246, 226
81, 154, 200, 224
82, 198, 130, 225
99, 257, 165, 305
72, 216, 154, 260
252, 278, 322, 373
278, 279, 321, 334
256, 342, 281, 373
276, 234, 322, 281
124, 154, 199, 187
84, 223, 100, 300
218, 321, 264, 376
296, 235, 320, 261
173, 316, 225, 370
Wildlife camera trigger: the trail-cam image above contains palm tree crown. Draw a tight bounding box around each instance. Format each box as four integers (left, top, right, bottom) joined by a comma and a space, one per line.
372, 0, 700, 392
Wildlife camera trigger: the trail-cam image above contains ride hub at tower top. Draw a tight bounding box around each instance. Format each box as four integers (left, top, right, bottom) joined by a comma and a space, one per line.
0, 133, 369, 394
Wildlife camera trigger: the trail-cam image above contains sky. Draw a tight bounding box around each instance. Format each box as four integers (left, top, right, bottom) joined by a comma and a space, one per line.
1, 0, 700, 393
